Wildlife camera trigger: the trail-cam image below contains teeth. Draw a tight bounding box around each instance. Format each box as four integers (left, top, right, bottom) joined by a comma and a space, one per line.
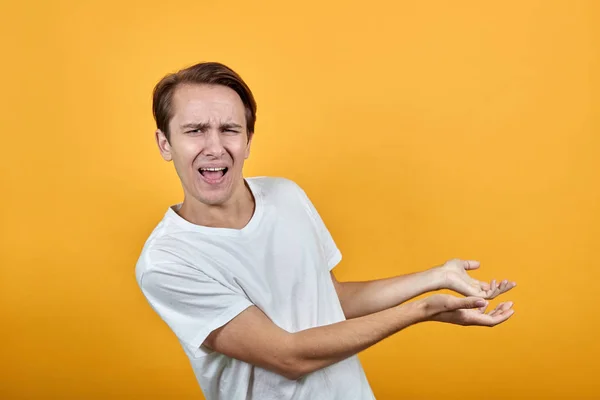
200, 167, 226, 171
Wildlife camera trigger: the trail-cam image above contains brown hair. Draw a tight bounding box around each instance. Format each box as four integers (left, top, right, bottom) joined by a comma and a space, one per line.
152, 61, 257, 142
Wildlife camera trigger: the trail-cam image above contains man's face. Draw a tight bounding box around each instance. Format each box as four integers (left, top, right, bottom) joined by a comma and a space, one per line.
156, 84, 252, 207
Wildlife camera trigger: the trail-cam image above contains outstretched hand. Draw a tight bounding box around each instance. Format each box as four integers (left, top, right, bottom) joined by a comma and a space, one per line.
431, 298, 515, 327
437, 258, 516, 299
419, 293, 515, 327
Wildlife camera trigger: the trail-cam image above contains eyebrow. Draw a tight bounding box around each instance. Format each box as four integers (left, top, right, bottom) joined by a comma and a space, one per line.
180, 122, 243, 131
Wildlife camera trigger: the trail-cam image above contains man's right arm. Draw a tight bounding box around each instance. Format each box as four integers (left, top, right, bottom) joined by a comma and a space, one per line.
203, 295, 490, 380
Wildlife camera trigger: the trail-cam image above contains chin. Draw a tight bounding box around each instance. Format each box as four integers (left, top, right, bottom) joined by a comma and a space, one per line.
195, 192, 231, 207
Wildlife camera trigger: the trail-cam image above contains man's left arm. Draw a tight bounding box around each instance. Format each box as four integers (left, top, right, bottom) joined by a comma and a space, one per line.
331, 258, 516, 320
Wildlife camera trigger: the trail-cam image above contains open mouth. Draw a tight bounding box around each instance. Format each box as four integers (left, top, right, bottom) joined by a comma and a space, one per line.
198, 167, 229, 183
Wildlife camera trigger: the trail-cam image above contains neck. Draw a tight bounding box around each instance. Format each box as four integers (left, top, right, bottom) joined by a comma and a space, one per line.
177, 179, 255, 229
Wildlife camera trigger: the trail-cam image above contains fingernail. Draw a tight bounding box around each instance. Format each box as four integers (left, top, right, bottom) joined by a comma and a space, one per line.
476, 300, 486, 307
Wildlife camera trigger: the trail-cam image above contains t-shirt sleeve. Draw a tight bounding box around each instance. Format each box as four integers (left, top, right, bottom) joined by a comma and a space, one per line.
138, 259, 254, 358
292, 181, 343, 271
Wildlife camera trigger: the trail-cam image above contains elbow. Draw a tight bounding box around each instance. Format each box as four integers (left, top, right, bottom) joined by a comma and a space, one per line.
277, 337, 311, 381
281, 369, 301, 381
280, 359, 309, 381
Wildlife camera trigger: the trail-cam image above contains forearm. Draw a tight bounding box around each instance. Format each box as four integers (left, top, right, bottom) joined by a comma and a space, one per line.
337, 268, 445, 319
287, 300, 426, 379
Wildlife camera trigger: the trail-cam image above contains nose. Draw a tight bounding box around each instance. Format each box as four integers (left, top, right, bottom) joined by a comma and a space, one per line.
203, 130, 225, 157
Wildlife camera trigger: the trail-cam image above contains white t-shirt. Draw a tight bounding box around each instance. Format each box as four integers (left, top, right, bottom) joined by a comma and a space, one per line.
135, 176, 376, 400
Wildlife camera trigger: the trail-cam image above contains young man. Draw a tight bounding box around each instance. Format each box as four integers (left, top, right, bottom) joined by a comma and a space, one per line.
135, 61, 516, 400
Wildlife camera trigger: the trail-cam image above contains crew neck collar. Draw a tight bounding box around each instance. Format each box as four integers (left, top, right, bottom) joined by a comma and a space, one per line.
166, 178, 263, 237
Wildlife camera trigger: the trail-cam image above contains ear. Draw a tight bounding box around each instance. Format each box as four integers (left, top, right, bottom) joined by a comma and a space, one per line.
244, 131, 254, 159
155, 129, 172, 161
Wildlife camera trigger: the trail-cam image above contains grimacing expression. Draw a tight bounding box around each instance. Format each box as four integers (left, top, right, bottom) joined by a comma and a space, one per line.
156, 84, 252, 206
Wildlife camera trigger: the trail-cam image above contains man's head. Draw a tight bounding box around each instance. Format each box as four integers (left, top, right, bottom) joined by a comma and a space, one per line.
152, 62, 257, 207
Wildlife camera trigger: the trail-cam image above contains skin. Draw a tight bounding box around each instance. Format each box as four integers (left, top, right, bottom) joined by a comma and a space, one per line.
155, 83, 255, 229
330, 258, 516, 320
153, 83, 517, 381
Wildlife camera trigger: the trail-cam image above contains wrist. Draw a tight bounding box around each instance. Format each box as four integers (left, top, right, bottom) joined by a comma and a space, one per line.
399, 299, 431, 324
425, 266, 447, 292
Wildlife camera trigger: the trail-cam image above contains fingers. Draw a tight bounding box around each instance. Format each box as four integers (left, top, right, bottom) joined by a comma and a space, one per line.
427, 294, 489, 315
478, 303, 488, 313
452, 296, 488, 311
489, 280, 499, 298
484, 279, 517, 299
488, 301, 513, 317
490, 307, 515, 325
503, 280, 517, 292
482, 302, 515, 326
498, 280, 511, 293
462, 260, 480, 270
479, 280, 497, 299
435, 301, 516, 326
468, 307, 515, 326
487, 303, 504, 317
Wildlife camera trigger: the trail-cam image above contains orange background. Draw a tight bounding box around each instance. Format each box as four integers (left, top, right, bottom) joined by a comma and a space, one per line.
1, 1, 599, 399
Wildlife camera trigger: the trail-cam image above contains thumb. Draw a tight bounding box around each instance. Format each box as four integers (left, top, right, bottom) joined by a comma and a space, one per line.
463, 260, 481, 270
448, 296, 487, 311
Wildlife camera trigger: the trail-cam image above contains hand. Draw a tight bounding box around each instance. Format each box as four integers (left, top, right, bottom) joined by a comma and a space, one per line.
430, 300, 515, 327
418, 293, 487, 316
436, 258, 516, 299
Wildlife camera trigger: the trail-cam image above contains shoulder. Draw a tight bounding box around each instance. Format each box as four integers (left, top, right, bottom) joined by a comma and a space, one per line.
134, 213, 204, 288
247, 175, 304, 195
247, 175, 310, 204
